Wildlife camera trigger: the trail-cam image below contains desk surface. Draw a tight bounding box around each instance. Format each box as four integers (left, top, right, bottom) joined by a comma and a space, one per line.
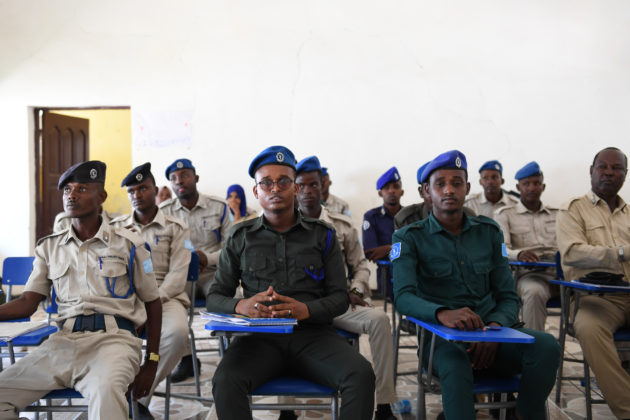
406, 316, 535, 343
509, 261, 556, 268
550, 279, 630, 293
205, 321, 294, 334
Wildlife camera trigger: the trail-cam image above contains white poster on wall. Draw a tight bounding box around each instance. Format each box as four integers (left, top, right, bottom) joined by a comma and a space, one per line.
133, 110, 193, 148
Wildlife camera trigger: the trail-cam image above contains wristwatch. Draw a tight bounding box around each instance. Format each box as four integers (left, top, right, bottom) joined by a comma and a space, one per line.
619, 246, 625, 263
350, 288, 364, 299
145, 352, 160, 363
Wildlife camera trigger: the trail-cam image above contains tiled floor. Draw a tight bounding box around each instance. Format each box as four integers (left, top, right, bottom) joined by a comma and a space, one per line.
15, 301, 622, 419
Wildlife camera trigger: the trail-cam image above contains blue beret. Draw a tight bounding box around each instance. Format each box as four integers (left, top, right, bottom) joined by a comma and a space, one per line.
321, 167, 329, 176
121, 162, 153, 187
296, 156, 322, 174
416, 161, 431, 184
58, 160, 106, 190
479, 160, 503, 174
376, 167, 401, 190
421, 150, 467, 183
515, 161, 542, 180
165, 159, 195, 180
248, 145, 296, 178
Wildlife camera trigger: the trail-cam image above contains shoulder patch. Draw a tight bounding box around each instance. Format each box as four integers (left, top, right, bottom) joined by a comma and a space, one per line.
390, 242, 402, 260
36, 230, 66, 246
114, 226, 146, 247
363, 220, 370, 230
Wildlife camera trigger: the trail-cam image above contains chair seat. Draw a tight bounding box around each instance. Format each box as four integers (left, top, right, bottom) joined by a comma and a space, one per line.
194, 298, 206, 308
473, 375, 521, 394
0, 325, 57, 347
335, 329, 359, 340
252, 377, 336, 396
43, 388, 83, 399
613, 329, 630, 341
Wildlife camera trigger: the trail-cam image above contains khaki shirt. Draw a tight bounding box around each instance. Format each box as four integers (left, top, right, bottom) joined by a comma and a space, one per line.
324, 194, 351, 216
160, 194, 231, 283
465, 191, 518, 219
556, 190, 630, 281
110, 209, 191, 307
495, 201, 558, 261
319, 207, 371, 297
25, 221, 160, 327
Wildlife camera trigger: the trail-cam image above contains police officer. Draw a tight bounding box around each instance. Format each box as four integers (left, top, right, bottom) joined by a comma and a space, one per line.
392, 150, 560, 420
111, 162, 192, 417
465, 160, 518, 218
495, 162, 558, 332
0, 160, 162, 419
321, 167, 351, 216
160, 158, 231, 381
207, 146, 375, 420
295, 156, 397, 420
363, 167, 404, 298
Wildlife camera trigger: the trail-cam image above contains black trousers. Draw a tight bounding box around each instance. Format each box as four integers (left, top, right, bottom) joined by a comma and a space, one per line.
212, 325, 376, 420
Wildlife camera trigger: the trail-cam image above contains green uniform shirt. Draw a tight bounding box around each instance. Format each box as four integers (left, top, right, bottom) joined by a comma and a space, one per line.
206, 211, 349, 325
392, 213, 519, 327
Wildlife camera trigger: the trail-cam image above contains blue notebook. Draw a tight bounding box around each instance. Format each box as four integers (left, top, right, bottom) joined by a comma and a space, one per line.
201, 311, 297, 326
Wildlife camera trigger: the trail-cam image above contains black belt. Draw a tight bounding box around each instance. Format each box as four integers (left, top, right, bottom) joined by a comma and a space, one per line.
72, 314, 137, 336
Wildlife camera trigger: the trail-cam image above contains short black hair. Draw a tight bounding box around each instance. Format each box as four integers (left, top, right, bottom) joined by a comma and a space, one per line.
592, 147, 628, 168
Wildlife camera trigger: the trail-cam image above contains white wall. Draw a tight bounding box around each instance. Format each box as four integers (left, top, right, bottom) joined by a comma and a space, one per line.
1, 0, 630, 268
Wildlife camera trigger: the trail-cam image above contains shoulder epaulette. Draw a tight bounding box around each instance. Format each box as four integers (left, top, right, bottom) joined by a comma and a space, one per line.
164, 214, 187, 229
114, 226, 146, 247
465, 192, 482, 202
475, 215, 500, 230
158, 198, 175, 209
560, 196, 582, 211
206, 195, 228, 205
36, 230, 66, 246
109, 214, 130, 225
303, 215, 337, 233
227, 216, 259, 237
326, 211, 353, 227
494, 204, 515, 215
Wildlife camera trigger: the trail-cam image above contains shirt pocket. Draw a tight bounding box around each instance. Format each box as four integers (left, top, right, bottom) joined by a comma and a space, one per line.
49, 261, 71, 301
471, 262, 492, 296
510, 226, 533, 248
241, 252, 272, 292
152, 235, 172, 274
585, 220, 607, 246
201, 215, 222, 245
295, 254, 326, 283
97, 256, 130, 298
417, 260, 454, 299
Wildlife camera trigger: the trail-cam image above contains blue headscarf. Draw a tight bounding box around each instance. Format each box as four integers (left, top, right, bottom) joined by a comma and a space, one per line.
226, 184, 247, 217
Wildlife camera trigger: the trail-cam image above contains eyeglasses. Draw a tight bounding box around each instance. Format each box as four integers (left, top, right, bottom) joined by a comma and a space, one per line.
257, 178, 294, 192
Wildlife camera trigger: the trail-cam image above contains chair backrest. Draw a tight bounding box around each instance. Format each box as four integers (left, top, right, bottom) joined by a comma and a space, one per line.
187, 252, 200, 323
555, 251, 565, 280
2, 257, 35, 301
187, 252, 199, 282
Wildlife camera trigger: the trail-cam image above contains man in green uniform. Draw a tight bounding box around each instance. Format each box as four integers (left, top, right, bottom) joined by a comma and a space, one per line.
207, 146, 375, 420
392, 150, 560, 420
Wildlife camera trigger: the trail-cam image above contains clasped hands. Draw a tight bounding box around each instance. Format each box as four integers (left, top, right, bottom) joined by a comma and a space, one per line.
235, 286, 310, 321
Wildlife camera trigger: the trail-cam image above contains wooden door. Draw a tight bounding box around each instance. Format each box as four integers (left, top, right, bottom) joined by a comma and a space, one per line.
36, 112, 89, 240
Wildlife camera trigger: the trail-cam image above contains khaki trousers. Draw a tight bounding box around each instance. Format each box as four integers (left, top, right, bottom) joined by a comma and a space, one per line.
0, 327, 142, 420
573, 293, 630, 419
516, 269, 556, 332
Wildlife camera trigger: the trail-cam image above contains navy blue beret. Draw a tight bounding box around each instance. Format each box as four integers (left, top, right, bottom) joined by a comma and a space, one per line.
321, 167, 329, 176
421, 150, 467, 183
515, 161, 542, 180
296, 156, 322, 174
376, 167, 401, 190
248, 145, 296, 178
58, 160, 106, 190
416, 161, 431, 184
479, 160, 503, 174
165, 158, 195, 180
121, 162, 153, 187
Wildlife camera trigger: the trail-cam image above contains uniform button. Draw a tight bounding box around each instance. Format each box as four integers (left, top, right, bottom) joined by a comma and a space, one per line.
309, 265, 314, 270
460, 261, 464, 265
249, 267, 253, 272
278, 258, 283, 262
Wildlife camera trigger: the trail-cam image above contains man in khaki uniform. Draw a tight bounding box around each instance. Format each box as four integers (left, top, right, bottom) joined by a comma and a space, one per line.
465, 160, 518, 219
159, 158, 231, 381
112, 162, 192, 417
295, 156, 397, 420
0, 160, 162, 420
495, 161, 558, 331
321, 167, 351, 216
557, 147, 630, 419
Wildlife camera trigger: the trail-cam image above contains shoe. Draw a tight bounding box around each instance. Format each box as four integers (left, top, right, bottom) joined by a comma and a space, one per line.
278, 410, 298, 420
375, 403, 397, 420
170, 355, 200, 383
136, 402, 155, 420
436, 412, 445, 420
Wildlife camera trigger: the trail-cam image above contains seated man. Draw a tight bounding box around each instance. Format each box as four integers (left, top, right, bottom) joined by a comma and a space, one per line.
0, 161, 162, 419
465, 160, 518, 218
556, 147, 630, 419
111, 162, 192, 418
207, 146, 375, 420
392, 150, 560, 420
295, 156, 397, 420
321, 166, 351, 216
495, 162, 558, 331
363, 167, 404, 298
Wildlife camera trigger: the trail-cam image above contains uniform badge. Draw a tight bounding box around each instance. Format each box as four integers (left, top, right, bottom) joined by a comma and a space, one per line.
390, 242, 402, 260
494, 163, 500, 170
394, 173, 399, 180
176, 161, 184, 169
363, 220, 370, 230
455, 157, 462, 168
143, 258, 154, 274
501, 243, 508, 258
184, 240, 194, 251
276, 152, 284, 162
136, 173, 143, 181
90, 168, 97, 179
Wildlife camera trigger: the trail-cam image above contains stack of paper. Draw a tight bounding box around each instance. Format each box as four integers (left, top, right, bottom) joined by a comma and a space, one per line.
200, 311, 297, 326
0, 321, 48, 342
